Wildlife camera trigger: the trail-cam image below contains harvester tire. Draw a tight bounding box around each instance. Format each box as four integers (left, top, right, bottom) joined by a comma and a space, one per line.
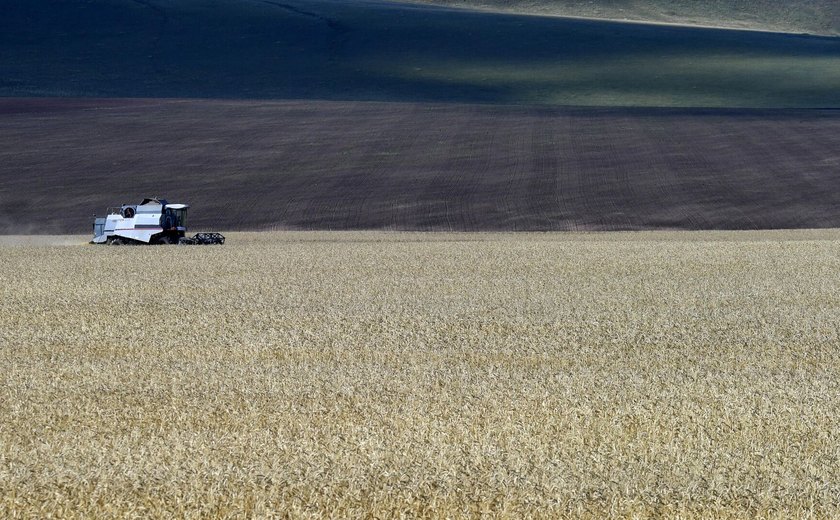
155, 236, 172, 245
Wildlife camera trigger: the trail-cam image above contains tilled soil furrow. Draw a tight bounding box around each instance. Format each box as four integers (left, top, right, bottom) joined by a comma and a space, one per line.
3, 99, 840, 233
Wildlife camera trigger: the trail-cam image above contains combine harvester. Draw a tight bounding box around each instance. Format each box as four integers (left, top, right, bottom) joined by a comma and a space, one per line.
92, 198, 224, 245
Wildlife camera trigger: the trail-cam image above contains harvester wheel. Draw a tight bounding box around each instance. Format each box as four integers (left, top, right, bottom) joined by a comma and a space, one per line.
155, 236, 172, 245
109, 237, 124, 246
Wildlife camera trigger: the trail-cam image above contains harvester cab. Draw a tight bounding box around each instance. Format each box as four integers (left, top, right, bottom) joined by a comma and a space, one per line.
92, 198, 224, 245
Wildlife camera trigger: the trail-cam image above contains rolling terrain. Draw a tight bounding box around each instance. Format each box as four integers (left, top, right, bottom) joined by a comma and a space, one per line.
2, 1, 839, 232
410, 0, 840, 36
3, 2, 840, 517
1, 98, 839, 234
2, 0, 840, 107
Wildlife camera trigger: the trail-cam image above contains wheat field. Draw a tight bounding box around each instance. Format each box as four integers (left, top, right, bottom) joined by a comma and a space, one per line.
1, 231, 839, 518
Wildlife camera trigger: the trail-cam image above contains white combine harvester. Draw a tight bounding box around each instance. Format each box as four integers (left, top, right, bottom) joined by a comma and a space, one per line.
92, 198, 224, 245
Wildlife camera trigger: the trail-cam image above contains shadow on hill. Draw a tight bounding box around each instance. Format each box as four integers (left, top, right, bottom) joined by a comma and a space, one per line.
2, 0, 840, 107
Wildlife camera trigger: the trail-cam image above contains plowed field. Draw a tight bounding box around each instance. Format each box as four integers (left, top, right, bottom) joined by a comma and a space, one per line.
1, 98, 839, 233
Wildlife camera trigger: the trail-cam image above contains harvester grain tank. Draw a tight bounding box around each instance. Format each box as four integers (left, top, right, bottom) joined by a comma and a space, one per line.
92, 198, 224, 245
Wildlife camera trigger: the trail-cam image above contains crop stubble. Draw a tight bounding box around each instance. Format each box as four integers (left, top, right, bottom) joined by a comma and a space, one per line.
1, 98, 840, 234
409, 0, 840, 35
1, 231, 839, 517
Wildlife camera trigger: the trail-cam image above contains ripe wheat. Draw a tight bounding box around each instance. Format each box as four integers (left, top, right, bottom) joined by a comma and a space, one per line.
1, 231, 839, 518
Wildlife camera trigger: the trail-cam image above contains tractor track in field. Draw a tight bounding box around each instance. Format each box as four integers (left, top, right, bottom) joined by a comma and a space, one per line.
258, 0, 345, 33
257, 0, 349, 64
2, 98, 840, 233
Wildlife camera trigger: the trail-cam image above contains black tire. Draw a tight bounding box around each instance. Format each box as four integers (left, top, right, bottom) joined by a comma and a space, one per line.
109, 237, 124, 246
155, 236, 172, 245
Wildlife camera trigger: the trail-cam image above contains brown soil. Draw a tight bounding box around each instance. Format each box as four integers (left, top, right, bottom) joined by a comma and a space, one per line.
1, 98, 838, 233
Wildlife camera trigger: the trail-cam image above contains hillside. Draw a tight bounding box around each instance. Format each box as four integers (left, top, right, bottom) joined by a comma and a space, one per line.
2, 0, 839, 107
409, 0, 840, 35
2, 98, 839, 233
3, 1, 840, 234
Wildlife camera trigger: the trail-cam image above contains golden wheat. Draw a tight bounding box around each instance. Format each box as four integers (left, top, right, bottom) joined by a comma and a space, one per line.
1, 231, 839, 518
